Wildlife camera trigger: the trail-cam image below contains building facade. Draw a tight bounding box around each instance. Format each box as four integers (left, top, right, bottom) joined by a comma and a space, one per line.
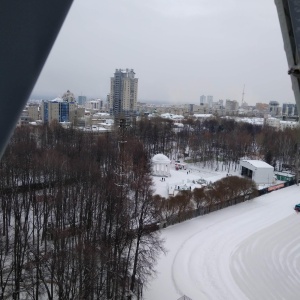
27, 104, 39, 121
109, 69, 138, 117
225, 99, 239, 113
41, 98, 76, 124
269, 101, 281, 116
207, 95, 213, 107
240, 159, 274, 185
200, 95, 206, 105
78, 96, 87, 106
62, 90, 76, 103
282, 103, 297, 116
86, 99, 104, 111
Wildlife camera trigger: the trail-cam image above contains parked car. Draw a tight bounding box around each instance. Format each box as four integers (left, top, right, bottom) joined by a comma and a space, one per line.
294, 204, 300, 212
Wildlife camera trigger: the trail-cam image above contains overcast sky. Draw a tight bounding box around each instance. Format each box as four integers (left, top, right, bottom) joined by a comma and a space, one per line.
31, 0, 295, 105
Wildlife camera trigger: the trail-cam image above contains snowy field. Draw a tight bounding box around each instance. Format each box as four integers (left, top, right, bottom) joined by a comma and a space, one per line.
152, 163, 239, 198
145, 184, 300, 300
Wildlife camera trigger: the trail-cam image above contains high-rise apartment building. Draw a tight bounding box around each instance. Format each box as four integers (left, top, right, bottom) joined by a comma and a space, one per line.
269, 101, 281, 116
200, 95, 206, 105
225, 99, 239, 112
78, 95, 87, 106
109, 69, 138, 117
282, 103, 297, 116
207, 95, 213, 107
62, 90, 76, 103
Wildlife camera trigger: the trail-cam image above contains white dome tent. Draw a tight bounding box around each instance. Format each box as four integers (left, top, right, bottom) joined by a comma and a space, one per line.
151, 154, 171, 177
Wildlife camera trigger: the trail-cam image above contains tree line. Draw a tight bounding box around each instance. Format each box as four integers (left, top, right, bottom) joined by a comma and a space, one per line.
134, 116, 300, 173
155, 176, 258, 226
0, 116, 298, 299
0, 123, 164, 300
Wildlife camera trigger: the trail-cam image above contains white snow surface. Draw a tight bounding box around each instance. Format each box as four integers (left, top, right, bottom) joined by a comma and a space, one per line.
152, 163, 234, 198
145, 184, 300, 300
152, 154, 171, 164
241, 159, 273, 169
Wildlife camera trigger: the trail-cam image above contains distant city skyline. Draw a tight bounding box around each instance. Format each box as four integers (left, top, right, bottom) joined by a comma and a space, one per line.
31, 0, 294, 105
30, 92, 297, 107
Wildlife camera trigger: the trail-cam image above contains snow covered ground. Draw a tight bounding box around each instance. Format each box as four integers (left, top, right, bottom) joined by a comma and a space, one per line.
145, 184, 300, 300
152, 163, 238, 198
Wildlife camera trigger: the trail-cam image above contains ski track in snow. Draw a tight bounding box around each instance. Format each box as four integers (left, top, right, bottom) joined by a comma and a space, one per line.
230, 215, 300, 300
145, 185, 300, 300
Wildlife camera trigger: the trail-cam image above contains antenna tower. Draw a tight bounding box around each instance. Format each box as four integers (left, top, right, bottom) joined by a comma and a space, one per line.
242, 84, 245, 104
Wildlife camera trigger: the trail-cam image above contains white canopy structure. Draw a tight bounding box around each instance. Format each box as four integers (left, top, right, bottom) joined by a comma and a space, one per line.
240, 159, 274, 184
151, 154, 171, 177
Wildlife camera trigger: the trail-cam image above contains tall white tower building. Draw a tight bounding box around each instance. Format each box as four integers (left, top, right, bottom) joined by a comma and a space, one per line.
200, 95, 206, 105
109, 69, 138, 117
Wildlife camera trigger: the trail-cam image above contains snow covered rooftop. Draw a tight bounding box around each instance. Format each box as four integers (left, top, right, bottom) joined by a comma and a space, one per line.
93, 112, 110, 117
50, 97, 63, 102
238, 117, 264, 125
151, 154, 170, 164
241, 159, 273, 169
274, 171, 295, 178
160, 113, 184, 120
193, 114, 214, 118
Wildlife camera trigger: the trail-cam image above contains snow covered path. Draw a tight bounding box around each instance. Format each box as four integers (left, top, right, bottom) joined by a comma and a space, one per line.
145, 185, 300, 300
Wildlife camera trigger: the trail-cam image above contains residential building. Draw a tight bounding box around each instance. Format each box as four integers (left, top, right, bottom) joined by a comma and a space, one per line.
182, 104, 195, 115
265, 117, 280, 129
282, 103, 296, 116
269, 101, 281, 116
265, 116, 298, 130
62, 90, 76, 103
200, 95, 206, 105
78, 95, 87, 106
86, 99, 104, 111
109, 68, 138, 117
41, 97, 76, 124
225, 99, 239, 113
256, 103, 269, 111
207, 95, 213, 107
17, 109, 30, 126
279, 120, 299, 130
27, 104, 39, 121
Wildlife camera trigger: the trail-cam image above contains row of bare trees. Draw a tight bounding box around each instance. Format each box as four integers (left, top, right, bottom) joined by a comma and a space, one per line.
0, 116, 298, 299
135, 117, 300, 173
0, 123, 164, 300
155, 176, 258, 225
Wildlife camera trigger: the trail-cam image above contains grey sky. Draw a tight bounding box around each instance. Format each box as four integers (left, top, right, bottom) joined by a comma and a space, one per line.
31, 0, 294, 105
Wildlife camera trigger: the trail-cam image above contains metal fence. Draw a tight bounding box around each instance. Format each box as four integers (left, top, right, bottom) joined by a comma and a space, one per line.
164, 194, 253, 227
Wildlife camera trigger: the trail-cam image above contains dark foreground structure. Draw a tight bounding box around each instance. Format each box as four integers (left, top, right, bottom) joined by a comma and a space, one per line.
275, 0, 300, 117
